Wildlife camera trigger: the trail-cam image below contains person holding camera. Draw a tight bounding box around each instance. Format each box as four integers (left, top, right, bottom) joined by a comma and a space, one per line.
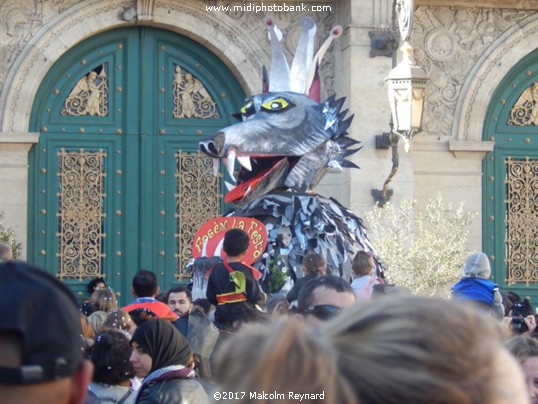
504, 296, 537, 336
451, 252, 504, 319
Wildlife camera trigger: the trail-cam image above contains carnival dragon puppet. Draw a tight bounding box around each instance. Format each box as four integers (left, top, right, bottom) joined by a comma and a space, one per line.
198, 17, 382, 291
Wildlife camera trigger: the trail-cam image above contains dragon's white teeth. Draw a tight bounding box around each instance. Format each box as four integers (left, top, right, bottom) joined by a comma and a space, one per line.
226, 150, 236, 181
224, 181, 236, 192
237, 156, 252, 171
212, 159, 219, 177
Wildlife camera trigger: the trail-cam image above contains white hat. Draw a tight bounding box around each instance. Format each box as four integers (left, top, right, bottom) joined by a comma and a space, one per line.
463, 252, 491, 278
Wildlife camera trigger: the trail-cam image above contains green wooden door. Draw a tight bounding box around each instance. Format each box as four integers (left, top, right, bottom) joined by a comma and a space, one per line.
483, 49, 538, 303
29, 27, 244, 303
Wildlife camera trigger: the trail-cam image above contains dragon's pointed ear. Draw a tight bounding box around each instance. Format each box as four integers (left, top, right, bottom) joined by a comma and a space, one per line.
339, 159, 360, 169
332, 96, 346, 113
339, 114, 354, 134
308, 62, 321, 103
338, 137, 361, 150
262, 65, 269, 93
342, 146, 363, 158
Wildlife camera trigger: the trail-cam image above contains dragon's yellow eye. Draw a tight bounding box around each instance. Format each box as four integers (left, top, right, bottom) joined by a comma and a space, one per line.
240, 100, 254, 115
261, 98, 291, 112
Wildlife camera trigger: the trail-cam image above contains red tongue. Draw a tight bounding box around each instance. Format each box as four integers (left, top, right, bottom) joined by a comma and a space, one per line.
224, 169, 268, 203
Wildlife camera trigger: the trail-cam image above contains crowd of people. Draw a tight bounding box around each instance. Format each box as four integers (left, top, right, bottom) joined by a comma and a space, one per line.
1, 231, 538, 403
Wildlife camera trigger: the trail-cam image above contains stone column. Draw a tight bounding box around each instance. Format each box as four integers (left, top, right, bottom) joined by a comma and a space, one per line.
336, 0, 413, 215
0, 133, 40, 258
412, 136, 494, 250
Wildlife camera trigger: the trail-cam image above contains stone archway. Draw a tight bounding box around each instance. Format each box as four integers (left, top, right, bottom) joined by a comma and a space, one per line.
0, 1, 263, 258
481, 46, 538, 302
0, 0, 263, 133
28, 26, 246, 301
453, 12, 538, 141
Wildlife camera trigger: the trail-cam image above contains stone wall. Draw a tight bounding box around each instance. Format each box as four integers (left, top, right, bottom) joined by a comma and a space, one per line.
341, 3, 538, 251
1, 0, 537, 255
408, 7, 537, 249
0, 0, 338, 256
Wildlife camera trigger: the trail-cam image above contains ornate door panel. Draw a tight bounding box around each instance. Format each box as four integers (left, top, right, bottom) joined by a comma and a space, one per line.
29, 28, 244, 302
483, 49, 538, 302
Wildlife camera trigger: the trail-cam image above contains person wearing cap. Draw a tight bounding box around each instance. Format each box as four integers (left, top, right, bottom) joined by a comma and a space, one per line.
350, 250, 383, 302
129, 318, 208, 403
286, 252, 326, 305
297, 275, 356, 327
452, 252, 504, 319
0, 261, 93, 403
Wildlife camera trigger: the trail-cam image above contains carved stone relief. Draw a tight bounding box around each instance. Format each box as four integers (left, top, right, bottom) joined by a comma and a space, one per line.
412, 7, 531, 137
1, 0, 334, 132
0, 0, 85, 97
62, 65, 109, 117
508, 82, 538, 126
172, 64, 219, 119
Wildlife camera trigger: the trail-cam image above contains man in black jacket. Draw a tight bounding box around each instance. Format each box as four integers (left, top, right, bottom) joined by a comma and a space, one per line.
166, 286, 219, 380
206, 229, 266, 331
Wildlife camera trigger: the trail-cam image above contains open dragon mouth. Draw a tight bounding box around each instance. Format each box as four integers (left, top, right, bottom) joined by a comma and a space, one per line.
223, 152, 300, 204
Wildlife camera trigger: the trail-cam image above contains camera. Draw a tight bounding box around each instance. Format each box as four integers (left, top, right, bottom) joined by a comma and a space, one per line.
510, 316, 529, 334
509, 298, 535, 335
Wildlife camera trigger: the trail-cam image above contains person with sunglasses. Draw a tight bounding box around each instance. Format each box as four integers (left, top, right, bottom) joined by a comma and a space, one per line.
297, 275, 356, 326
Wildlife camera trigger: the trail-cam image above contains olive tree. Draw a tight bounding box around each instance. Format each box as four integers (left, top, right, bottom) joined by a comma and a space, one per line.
365, 193, 476, 297
0, 212, 22, 259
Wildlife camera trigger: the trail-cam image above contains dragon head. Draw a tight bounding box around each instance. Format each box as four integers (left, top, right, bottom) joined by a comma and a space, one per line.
195, 17, 381, 282
199, 92, 359, 206
199, 16, 360, 206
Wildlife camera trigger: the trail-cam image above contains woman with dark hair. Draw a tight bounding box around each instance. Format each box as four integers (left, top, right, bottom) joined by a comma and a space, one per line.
80, 277, 107, 316
130, 318, 208, 403
87, 329, 137, 403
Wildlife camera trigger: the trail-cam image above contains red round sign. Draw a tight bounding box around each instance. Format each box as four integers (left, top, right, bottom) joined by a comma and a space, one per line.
191, 217, 267, 265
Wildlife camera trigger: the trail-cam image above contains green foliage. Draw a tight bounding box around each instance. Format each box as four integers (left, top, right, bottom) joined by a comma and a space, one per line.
0, 212, 22, 259
365, 193, 476, 297
267, 256, 288, 293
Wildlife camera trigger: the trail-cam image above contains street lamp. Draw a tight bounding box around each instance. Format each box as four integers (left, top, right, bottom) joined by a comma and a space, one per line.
386, 41, 428, 146
371, 0, 428, 206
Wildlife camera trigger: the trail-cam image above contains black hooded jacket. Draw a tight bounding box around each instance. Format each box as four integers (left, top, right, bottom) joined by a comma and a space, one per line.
206, 261, 265, 328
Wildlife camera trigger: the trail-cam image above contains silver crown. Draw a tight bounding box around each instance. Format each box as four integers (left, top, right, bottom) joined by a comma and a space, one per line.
264, 16, 343, 95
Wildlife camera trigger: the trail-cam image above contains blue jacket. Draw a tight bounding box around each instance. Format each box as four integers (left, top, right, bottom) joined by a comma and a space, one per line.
451, 277, 497, 306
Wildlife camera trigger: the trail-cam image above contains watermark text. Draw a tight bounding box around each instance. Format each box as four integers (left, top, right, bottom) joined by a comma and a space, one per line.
205, 2, 332, 13
213, 390, 326, 401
